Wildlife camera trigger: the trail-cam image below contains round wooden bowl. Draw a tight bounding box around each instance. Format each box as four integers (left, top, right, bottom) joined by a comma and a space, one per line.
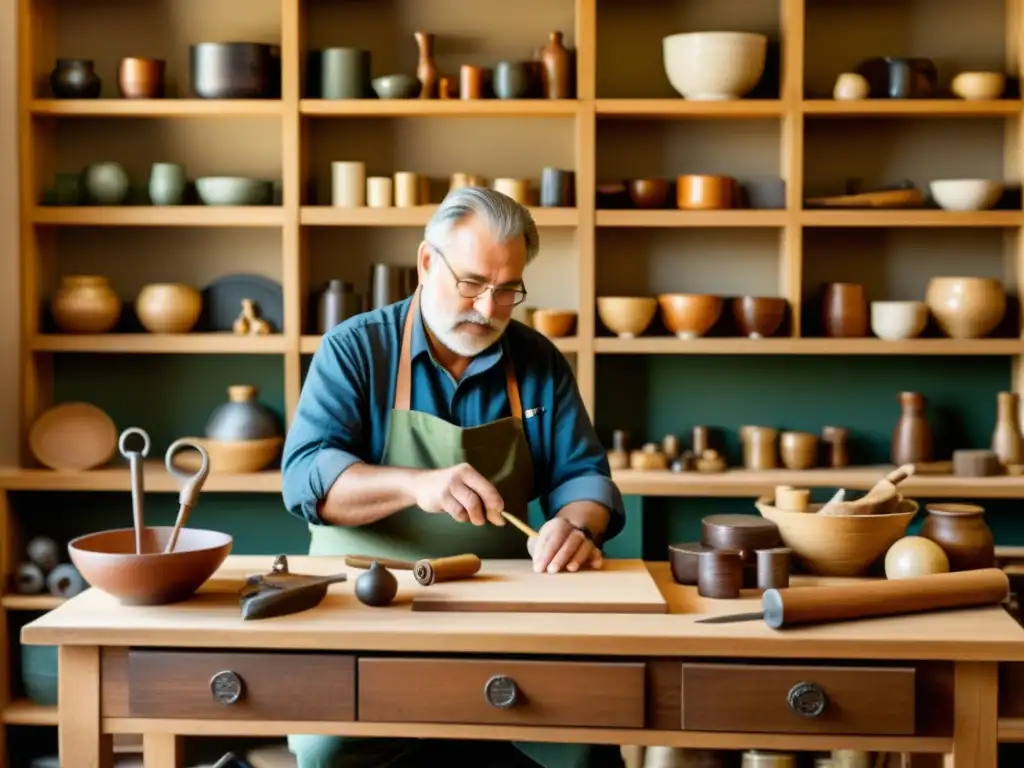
68, 526, 233, 605
657, 293, 723, 339
171, 436, 283, 474
532, 309, 577, 338
597, 296, 658, 338
754, 496, 918, 577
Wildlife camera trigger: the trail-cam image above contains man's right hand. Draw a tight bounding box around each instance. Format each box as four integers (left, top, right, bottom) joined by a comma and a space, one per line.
413, 463, 505, 526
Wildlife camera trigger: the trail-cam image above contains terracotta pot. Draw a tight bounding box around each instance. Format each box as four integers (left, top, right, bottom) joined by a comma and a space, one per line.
50, 275, 122, 334
925, 276, 1006, 339
919, 503, 995, 571
135, 283, 202, 334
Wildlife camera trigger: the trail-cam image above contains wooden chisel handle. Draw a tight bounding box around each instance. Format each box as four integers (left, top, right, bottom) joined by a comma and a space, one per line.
763, 567, 1010, 629
344, 555, 415, 571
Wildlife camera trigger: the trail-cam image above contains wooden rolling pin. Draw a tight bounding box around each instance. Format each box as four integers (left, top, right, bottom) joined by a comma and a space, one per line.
700, 568, 1010, 629
344, 554, 482, 586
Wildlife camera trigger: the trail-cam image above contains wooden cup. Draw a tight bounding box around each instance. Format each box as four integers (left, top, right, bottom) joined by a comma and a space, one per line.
331, 161, 365, 207
493, 178, 530, 204
393, 172, 420, 207
366, 177, 393, 208
677, 174, 734, 210
460, 65, 486, 99
697, 549, 743, 599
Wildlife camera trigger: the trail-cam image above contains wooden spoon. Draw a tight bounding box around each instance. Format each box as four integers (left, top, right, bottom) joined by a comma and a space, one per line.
818, 464, 916, 516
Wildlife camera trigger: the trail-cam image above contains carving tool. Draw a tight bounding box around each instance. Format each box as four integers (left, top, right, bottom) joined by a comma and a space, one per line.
118, 427, 151, 555
344, 554, 483, 585
163, 437, 211, 553
500, 510, 539, 538
695, 568, 1010, 629
238, 554, 347, 620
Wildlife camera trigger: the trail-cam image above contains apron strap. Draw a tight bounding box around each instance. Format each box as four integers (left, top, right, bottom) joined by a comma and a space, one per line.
394, 289, 523, 421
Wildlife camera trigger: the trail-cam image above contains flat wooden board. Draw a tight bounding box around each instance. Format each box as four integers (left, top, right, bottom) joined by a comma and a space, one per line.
410, 558, 669, 614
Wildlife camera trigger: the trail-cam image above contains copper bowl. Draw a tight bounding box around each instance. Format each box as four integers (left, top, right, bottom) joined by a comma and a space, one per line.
532, 309, 577, 338
68, 526, 233, 605
732, 296, 786, 339
657, 293, 723, 339
627, 179, 669, 209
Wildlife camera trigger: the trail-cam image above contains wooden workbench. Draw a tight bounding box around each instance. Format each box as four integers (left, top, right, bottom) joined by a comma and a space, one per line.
20, 557, 1024, 767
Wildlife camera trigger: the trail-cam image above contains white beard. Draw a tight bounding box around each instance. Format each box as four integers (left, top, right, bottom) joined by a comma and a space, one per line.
419, 283, 508, 358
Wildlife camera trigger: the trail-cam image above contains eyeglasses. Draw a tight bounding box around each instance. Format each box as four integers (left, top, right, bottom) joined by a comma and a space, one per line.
426, 242, 528, 307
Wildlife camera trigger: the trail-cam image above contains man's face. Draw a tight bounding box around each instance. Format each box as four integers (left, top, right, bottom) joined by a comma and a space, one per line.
418, 214, 528, 358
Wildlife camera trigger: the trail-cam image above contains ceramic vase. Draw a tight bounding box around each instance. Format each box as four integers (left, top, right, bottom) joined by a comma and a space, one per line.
50, 59, 101, 98
414, 32, 437, 98
82, 163, 130, 205
891, 391, 932, 464
134, 283, 202, 333
919, 503, 995, 571
539, 31, 572, 98
50, 275, 122, 333
149, 163, 186, 205
317, 280, 362, 333
992, 391, 1023, 466
205, 385, 281, 440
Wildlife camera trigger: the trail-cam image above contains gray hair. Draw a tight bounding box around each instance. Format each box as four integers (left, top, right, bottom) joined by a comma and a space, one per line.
424, 186, 540, 264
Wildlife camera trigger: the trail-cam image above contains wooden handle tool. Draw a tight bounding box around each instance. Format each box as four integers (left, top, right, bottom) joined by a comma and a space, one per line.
698, 568, 1010, 629
500, 510, 539, 538
344, 555, 415, 571
344, 554, 483, 586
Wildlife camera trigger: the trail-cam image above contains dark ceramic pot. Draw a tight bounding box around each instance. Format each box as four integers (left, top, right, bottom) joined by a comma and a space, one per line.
204, 385, 281, 441
50, 59, 102, 98
190, 42, 280, 99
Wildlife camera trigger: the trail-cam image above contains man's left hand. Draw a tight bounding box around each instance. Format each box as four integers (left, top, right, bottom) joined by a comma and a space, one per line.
528, 517, 603, 574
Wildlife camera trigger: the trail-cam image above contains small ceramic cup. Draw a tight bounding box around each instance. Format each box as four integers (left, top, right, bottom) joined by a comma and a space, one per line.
331, 161, 365, 207
366, 176, 393, 208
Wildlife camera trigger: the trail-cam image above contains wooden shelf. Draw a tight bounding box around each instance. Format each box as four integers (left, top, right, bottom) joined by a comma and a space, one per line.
2, 700, 58, 726
300, 99, 579, 117
802, 99, 1022, 117
594, 338, 1024, 355
30, 99, 283, 117
31, 333, 287, 354
1, 595, 64, 611
801, 210, 1023, 227
301, 205, 578, 227
613, 466, 1024, 497
596, 210, 787, 227
0, 464, 282, 492
595, 99, 784, 118
31, 206, 284, 227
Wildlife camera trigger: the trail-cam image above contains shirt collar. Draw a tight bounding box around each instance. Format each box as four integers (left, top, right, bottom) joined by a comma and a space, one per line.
410, 298, 505, 378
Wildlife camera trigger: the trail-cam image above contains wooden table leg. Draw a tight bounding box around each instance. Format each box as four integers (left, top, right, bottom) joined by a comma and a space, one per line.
58, 646, 113, 768
948, 660, 999, 767
144, 734, 182, 768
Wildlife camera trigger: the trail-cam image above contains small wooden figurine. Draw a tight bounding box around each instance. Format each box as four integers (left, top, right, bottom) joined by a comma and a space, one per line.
232, 298, 271, 336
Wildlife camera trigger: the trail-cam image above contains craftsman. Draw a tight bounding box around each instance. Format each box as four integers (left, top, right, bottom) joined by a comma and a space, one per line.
281, 185, 627, 768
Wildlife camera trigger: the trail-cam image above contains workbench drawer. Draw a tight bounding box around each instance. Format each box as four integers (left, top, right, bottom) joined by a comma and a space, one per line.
358, 657, 646, 728
125, 650, 356, 720
680, 663, 916, 735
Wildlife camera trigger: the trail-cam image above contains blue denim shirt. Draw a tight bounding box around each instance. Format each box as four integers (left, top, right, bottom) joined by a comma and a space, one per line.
281, 295, 626, 542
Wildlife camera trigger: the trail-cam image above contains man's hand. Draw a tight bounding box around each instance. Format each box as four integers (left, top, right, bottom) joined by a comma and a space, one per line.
528, 517, 603, 573
413, 463, 505, 526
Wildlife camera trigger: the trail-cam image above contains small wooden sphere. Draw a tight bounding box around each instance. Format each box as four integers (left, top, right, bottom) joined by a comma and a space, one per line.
884, 536, 950, 580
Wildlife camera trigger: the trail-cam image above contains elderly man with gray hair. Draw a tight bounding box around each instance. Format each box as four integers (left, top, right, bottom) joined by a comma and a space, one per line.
281, 186, 626, 768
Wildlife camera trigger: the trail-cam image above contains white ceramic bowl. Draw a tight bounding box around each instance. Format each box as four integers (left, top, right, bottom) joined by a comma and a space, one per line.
929, 179, 1003, 211
662, 32, 768, 101
870, 301, 928, 341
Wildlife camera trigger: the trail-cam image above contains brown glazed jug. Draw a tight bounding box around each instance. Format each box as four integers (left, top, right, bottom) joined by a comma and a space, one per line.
919, 503, 995, 571
891, 391, 932, 464
992, 391, 1023, 466
539, 31, 572, 99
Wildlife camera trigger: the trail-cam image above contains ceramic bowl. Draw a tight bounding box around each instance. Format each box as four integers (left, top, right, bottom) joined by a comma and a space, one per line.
597, 296, 658, 338
755, 497, 918, 577
627, 179, 669, 209
531, 309, 577, 338
196, 176, 272, 206
135, 282, 203, 334
870, 300, 928, 340
657, 293, 722, 339
925, 276, 1006, 339
170, 436, 284, 473
662, 31, 767, 100
372, 74, 420, 99
732, 296, 786, 339
951, 71, 1006, 100
929, 179, 1003, 211
68, 526, 233, 605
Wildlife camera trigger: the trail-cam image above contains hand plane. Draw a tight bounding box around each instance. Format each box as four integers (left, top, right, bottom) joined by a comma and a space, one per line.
238, 554, 347, 620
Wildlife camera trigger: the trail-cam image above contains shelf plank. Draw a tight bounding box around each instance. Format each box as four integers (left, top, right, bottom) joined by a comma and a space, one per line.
595, 99, 784, 118
3, 700, 58, 726
30, 99, 283, 117
802, 99, 1022, 117
301, 206, 578, 227
613, 466, 1024, 498
300, 99, 579, 117
31, 333, 287, 354
0, 463, 282, 492
594, 338, 1024, 355
2, 595, 64, 611
596, 210, 787, 227
801, 210, 1023, 227
300, 334, 581, 354
31, 206, 285, 227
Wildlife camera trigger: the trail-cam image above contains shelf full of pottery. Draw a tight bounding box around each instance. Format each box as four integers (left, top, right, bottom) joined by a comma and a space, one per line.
39, 162, 280, 208
822, 57, 1010, 102
46, 273, 283, 337
46, 43, 281, 99
610, 389, 1024, 479
25, 386, 284, 475
323, 161, 574, 209
597, 174, 784, 211
306, 30, 574, 101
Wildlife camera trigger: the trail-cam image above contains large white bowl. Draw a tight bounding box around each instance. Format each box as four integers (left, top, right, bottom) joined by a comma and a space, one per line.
662, 32, 768, 101
870, 300, 928, 341
929, 179, 1003, 211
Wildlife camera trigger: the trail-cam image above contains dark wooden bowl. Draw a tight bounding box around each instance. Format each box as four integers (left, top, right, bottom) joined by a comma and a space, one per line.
627, 178, 670, 208
732, 296, 787, 339
668, 541, 713, 585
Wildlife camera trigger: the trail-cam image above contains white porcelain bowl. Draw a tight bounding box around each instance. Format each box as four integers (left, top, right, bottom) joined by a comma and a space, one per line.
870, 301, 928, 341
929, 179, 1004, 211
662, 32, 768, 101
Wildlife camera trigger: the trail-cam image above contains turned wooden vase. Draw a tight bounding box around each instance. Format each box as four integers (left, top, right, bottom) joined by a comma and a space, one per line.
992, 391, 1024, 466
919, 503, 995, 571
891, 391, 932, 465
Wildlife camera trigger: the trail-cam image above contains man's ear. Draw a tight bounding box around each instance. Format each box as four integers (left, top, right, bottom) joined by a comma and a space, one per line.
416, 240, 431, 282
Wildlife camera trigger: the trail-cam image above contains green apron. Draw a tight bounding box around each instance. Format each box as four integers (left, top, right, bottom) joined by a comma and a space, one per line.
289, 290, 615, 768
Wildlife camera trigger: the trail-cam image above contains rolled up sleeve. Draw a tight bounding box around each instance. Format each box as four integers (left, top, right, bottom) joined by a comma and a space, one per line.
538, 350, 626, 543
281, 332, 368, 525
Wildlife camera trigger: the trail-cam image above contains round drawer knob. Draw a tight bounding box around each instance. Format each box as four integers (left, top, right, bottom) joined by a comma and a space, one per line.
483, 674, 519, 708
210, 670, 244, 705
787, 681, 827, 717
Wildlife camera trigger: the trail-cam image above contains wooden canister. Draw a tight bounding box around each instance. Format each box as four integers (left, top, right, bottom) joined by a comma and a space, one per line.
697, 549, 743, 599
460, 65, 486, 99
756, 547, 791, 589
493, 178, 530, 204
366, 176, 393, 208
331, 161, 365, 207
393, 172, 420, 207
677, 174, 734, 209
